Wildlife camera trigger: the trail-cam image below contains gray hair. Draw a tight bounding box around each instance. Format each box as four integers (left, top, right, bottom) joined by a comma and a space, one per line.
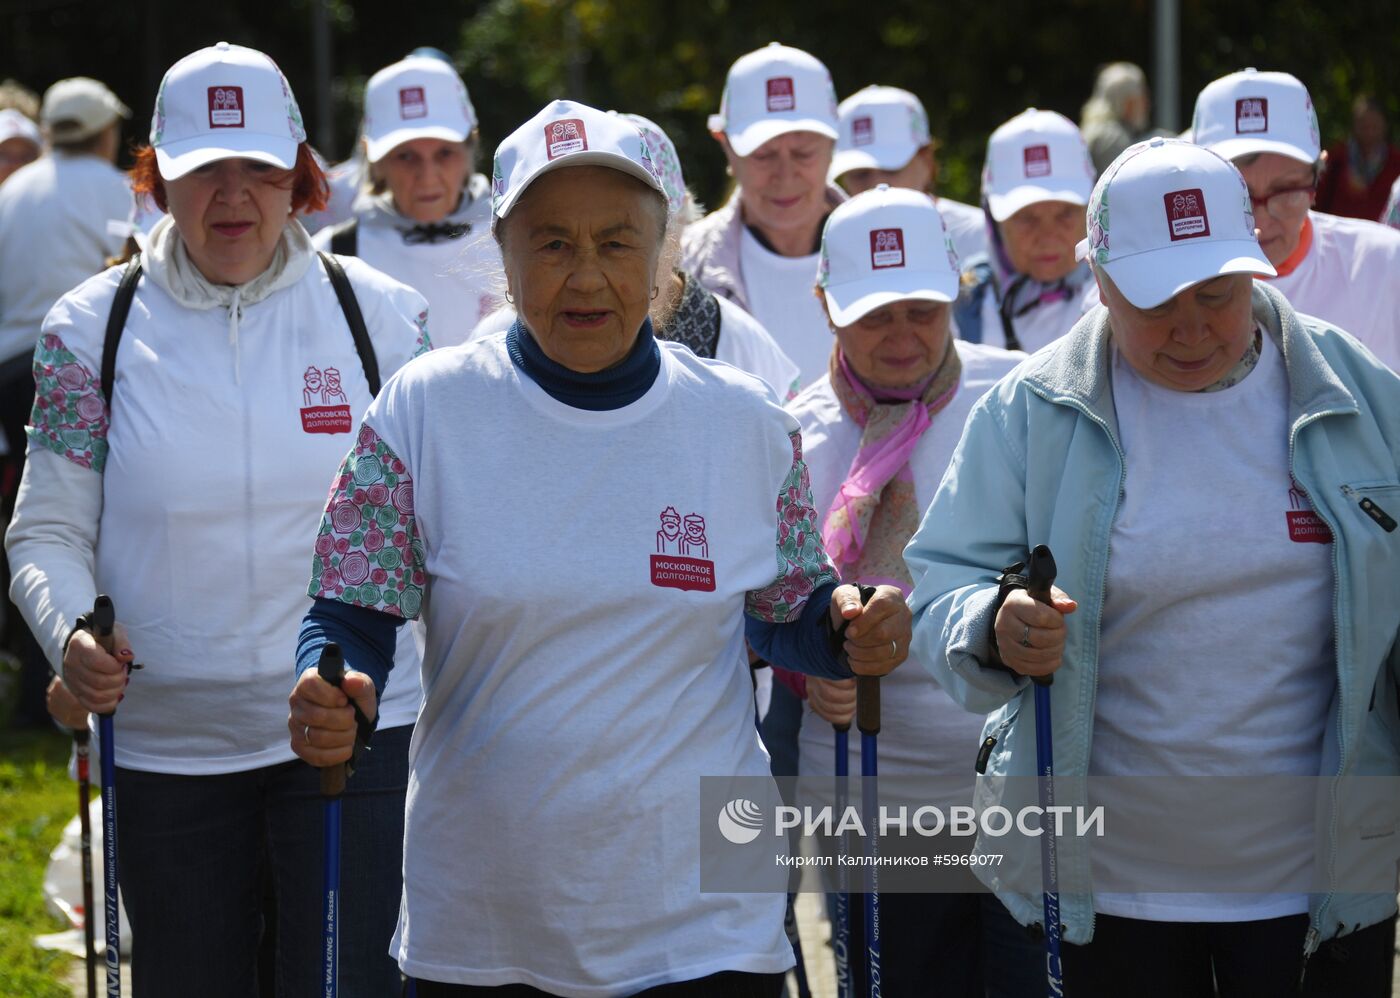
1082, 62, 1148, 128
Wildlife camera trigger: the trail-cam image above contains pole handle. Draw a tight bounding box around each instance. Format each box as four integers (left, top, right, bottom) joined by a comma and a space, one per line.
856, 676, 881, 735
317, 643, 348, 798
1025, 545, 1058, 688
90, 596, 120, 718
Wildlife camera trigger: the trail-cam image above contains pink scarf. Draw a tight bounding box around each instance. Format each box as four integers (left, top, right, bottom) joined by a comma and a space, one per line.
821, 344, 961, 594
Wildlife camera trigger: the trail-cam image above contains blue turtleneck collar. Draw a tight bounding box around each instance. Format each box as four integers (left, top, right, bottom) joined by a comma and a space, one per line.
506, 318, 661, 411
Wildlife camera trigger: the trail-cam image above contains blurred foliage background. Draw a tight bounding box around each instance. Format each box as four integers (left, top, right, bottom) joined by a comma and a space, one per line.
2, 0, 1397, 207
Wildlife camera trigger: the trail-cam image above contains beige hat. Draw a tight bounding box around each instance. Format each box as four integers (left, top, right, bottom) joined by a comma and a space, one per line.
41, 77, 130, 141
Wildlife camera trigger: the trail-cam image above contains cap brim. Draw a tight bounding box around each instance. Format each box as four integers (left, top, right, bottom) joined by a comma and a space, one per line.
1099, 239, 1277, 309
823, 271, 960, 326
493, 151, 666, 223
829, 144, 917, 181
727, 117, 838, 158
365, 124, 471, 163
986, 184, 1091, 222
1202, 136, 1317, 166
155, 134, 298, 180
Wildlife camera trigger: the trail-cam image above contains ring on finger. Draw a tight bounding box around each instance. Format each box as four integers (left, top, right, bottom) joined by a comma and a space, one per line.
304, 724, 312, 746
889, 640, 897, 659
1019, 623, 1032, 648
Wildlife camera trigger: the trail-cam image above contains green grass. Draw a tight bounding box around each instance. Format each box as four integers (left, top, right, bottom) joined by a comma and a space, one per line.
0, 726, 83, 998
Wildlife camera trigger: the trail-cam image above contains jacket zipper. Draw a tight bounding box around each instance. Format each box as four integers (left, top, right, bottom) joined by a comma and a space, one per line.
1288, 412, 1353, 973
1340, 485, 1397, 532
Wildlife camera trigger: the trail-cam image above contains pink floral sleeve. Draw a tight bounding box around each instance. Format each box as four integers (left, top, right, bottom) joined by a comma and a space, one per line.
308, 425, 426, 618
745, 430, 840, 623
27, 334, 109, 472
413, 309, 432, 358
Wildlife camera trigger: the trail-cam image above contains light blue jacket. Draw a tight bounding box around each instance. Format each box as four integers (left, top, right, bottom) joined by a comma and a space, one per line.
905, 282, 1400, 954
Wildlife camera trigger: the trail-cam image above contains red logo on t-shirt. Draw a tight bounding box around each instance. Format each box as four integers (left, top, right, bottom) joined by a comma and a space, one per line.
1236, 97, 1269, 134
545, 119, 587, 160
651, 507, 715, 591
1164, 189, 1211, 241
1286, 482, 1332, 543
399, 86, 427, 119
766, 77, 795, 113
1023, 144, 1051, 178
299, 365, 352, 434
870, 228, 905, 269
208, 86, 245, 128
851, 116, 875, 146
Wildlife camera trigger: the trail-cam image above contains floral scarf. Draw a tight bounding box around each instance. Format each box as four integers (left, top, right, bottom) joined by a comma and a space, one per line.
821, 342, 962, 593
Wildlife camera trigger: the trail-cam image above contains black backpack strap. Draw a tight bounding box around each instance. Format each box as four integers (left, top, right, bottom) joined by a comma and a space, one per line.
319, 251, 381, 396
328, 218, 359, 258
101, 256, 143, 405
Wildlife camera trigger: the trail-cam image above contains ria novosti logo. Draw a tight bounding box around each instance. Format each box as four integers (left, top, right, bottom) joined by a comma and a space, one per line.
718, 798, 765, 844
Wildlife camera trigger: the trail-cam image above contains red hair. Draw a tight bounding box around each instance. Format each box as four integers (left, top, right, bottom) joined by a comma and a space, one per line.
129, 143, 329, 214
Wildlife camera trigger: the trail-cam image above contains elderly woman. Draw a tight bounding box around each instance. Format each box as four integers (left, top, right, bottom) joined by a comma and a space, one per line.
314, 54, 499, 346
1079, 62, 1154, 176
954, 108, 1098, 354
289, 99, 912, 997
682, 42, 845, 390
0, 107, 40, 185
5, 43, 429, 997
789, 185, 1036, 996
828, 85, 988, 263
906, 138, 1400, 996
1192, 69, 1400, 371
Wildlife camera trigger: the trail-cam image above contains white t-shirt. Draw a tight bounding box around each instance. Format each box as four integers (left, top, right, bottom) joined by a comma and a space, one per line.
313, 177, 501, 348
6, 254, 429, 773
468, 292, 802, 402
0, 154, 132, 366
1091, 334, 1334, 922
792, 341, 1023, 802
738, 227, 832, 389
1266, 211, 1400, 371
975, 274, 1098, 355
310, 337, 839, 992
937, 197, 989, 268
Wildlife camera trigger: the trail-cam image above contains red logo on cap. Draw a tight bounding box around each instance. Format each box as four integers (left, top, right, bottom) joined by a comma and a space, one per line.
1023, 144, 1051, 178
870, 228, 906, 269
766, 77, 795, 113
208, 86, 245, 129
852, 116, 875, 146
1164, 188, 1211, 241
399, 87, 427, 120
544, 119, 588, 160
1235, 97, 1268, 134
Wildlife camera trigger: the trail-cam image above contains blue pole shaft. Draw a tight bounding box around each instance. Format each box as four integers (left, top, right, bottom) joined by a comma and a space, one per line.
834, 726, 850, 998
861, 730, 880, 998
1034, 683, 1064, 997
98, 714, 120, 998
322, 797, 341, 998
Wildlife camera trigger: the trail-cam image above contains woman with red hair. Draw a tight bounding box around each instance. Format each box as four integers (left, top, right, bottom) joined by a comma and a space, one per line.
6, 42, 428, 997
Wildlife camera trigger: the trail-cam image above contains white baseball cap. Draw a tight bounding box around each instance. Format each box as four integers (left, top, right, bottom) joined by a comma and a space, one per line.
491, 99, 666, 229
362, 56, 478, 163
708, 42, 839, 157
1191, 68, 1320, 166
818, 184, 961, 326
1076, 137, 1274, 309
829, 86, 931, 182
0, 109, 41, 148
41, 77, 130, 141
981, 108, 1095, 222
150, 42, 306, 180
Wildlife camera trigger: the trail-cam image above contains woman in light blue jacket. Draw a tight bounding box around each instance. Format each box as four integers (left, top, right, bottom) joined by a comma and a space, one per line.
906, 138, 1400, 997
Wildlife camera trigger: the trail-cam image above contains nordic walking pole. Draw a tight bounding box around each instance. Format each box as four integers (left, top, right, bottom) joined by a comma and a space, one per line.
833, 719, 851, 998
1026, 544, 1064, 997
317, 643, 348, 998
75, 724, 97, 998
783, 895, 813, 998
857, 674, 881, 998
90, 595, 123, 998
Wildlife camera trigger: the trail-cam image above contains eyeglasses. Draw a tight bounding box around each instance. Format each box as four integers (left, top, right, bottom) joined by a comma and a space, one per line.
1248, 182, 1316, 220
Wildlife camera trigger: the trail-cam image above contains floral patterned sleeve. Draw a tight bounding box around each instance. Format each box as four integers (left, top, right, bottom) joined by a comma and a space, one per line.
308, 424, 426, 618
744, 430, 840, 623
27, 333, 109, 473
413, 308, 433, 358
